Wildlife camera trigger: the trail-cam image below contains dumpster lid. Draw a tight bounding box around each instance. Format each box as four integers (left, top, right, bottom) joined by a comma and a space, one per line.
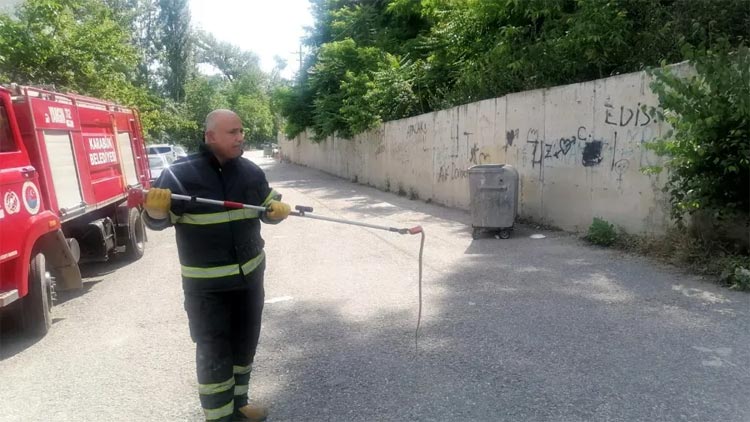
468, 164, 511, 172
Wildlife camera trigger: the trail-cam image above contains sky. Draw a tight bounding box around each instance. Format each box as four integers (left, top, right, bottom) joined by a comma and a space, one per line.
189, 0, 315, 79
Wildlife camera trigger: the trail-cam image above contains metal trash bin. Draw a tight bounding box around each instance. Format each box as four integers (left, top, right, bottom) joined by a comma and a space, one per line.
468, 164, 519, 239
263, 144, 273, 157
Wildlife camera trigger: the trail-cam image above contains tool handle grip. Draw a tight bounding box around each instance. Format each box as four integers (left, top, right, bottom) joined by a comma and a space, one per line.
295, 205, 314, 213
223, 200, 245, 209
408, 226, 423, 235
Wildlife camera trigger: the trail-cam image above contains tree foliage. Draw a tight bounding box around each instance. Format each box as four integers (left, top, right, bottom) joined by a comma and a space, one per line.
195, 31, 262, 82
0, 0, 281, 149
0, 0, 139, 97
158, 0, 191, 102
279, 0, 750, 140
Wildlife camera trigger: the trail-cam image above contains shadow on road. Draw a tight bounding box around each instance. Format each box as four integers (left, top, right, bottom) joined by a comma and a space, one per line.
79, 255, 137, 278
258, 238, 750, 421
0, 256, 126, 359
253, 158, 750, 422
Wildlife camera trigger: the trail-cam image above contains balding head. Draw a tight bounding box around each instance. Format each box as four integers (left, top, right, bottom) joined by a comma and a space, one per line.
203, 109, 245, 163
204, 109, 239, 133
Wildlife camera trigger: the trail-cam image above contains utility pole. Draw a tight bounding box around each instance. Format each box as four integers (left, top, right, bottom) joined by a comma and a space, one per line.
290, 44, 303, 82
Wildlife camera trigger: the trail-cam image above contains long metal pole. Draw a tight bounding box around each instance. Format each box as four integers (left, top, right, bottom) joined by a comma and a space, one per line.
291, 211, 422, 234
131, 188, 422, 235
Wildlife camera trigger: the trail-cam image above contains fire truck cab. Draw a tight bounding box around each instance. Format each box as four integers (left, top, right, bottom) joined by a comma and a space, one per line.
0, 84, 151, 336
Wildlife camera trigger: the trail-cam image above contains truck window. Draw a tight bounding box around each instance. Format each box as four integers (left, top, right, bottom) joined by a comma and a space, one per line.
0, 104, 17, 152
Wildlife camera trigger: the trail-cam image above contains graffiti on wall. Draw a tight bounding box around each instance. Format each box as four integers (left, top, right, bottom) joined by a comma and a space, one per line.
284, 66, 680, 234
506, 129, 519, 146
582, 140, 604, 167
407, 121, 428, 136
391, 120, 430, 164
437, 162, 469, 182
469, 143, 491, 165
511, 100, 662, 182
604, 101, 662, 171
604, 102, 652, 127
612, 158, 630, 182
434, 123, 493, 184
524, 126, 605, 169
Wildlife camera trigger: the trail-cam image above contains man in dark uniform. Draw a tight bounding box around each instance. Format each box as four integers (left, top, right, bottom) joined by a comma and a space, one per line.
143, 109, 290, 421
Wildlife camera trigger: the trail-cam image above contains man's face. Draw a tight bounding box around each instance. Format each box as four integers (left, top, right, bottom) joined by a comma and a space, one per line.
206, 113, 245, 162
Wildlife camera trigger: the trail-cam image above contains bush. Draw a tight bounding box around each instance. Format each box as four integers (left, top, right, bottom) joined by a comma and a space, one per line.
613, 227, 750, 291
720, 257, 750, 291
586, 218, 617, 246
647, 42, 749, 223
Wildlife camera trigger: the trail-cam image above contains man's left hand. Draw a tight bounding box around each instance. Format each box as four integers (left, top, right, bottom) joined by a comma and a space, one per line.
266, 200, 291, 220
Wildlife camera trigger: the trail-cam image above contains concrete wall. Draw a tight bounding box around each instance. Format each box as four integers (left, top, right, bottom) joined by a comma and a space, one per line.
279, 66, 687, 234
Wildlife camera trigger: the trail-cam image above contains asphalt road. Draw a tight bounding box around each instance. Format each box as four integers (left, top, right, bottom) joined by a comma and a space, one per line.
1, 150, 749, 422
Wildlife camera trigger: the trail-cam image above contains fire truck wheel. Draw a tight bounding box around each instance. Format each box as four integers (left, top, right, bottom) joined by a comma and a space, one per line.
125, 208, 146, 261
22, 253, 52, 337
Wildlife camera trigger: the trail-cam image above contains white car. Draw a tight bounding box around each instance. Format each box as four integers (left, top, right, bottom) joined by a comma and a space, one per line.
148, 154, 171, 183
146, 144, 187, 161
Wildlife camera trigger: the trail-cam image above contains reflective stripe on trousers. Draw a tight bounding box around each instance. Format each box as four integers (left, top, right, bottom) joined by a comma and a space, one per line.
203, 401, 234, 421
233, 364, 252, 397
198, 364, 254, 420
181, 251, 265, 279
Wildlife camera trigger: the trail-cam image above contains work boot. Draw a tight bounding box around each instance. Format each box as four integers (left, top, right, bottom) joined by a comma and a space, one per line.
233, 404, 268, 421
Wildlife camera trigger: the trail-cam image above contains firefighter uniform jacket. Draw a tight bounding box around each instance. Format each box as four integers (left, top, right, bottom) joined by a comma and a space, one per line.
144, 144, 279, 292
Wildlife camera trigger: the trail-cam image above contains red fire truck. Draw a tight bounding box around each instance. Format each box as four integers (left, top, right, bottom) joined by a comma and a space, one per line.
0, 84, 151, 336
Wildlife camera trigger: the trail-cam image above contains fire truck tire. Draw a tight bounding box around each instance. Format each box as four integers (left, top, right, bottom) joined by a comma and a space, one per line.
22, 253, 52, 337
125, 208, 146, 261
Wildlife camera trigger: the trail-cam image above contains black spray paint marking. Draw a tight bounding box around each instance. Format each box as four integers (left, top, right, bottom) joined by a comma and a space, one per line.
611, 131, 618, 171
506, 129, 519, 146
526, 129, 542, 168
604, 102, 652, 127
437, 162, 468, 182
469, 143, 490, 165
582, 141, 604, 167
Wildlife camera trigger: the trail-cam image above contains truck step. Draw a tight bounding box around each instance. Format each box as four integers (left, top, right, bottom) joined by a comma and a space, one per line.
0, 289, 19, 307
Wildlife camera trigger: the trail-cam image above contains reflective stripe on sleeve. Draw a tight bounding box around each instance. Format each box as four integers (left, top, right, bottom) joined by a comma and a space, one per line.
261, 189, 279, 207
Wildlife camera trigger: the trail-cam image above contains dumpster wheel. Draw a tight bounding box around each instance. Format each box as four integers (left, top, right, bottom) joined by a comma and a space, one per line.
472, 227, 481, 240
472, 227, 512, 240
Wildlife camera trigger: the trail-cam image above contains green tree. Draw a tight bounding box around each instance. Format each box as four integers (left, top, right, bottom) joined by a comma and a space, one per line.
195, 31, 262, 82
282, 0, 750, 140
181, 75, 227, 150
0, 0, 139, 98
123, 0, 164, 91
0, 0, 197, 141
158, 0, 191, 102
227, 72, 274, 145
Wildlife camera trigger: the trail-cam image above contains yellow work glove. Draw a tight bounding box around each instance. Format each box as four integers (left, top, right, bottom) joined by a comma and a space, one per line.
144, 188, 171, 220
266, 200, 291, 220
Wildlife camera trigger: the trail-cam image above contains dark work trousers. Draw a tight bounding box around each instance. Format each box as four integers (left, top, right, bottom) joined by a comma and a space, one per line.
184, 264, 265, 422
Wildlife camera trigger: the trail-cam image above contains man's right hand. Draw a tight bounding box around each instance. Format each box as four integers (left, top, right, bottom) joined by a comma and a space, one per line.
144, 188, 171, 219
